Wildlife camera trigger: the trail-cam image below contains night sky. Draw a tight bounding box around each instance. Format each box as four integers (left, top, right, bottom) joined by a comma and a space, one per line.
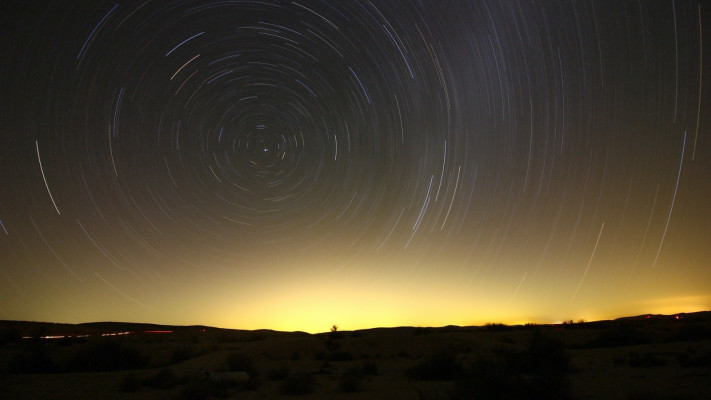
1, 1, 710, 333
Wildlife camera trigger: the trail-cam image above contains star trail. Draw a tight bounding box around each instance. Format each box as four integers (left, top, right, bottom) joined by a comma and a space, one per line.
1, 1, 709, 333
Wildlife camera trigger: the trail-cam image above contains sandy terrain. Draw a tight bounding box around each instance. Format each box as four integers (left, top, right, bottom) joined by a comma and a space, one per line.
1, 313, 709, 399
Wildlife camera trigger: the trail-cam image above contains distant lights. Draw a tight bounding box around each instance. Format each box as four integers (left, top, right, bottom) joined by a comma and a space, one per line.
22, 330, 173, 340
21, 334, 90, 340
101, 331, 131, 336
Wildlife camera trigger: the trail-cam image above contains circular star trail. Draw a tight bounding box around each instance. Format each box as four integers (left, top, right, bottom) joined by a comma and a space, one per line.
1, 1, 709, 331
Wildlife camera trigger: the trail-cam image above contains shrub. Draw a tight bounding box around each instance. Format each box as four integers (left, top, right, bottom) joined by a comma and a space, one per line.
142, 368, 181, 389
280, 372, 314, 395
316, 360, 332, 375
452, 356, 521, 400
628, 352, 667, 367
587, 326, 649, 348
224, 353, 261, 390
0, 328, 20, 346
362, 360, 378, 375
267, 364, 289, 380
677, 350, 711, 367
406, 350, 462, 381
671, 323, 711, 342
9, 346, 60, 373
118, 373, 141, 392
328, 350, 354, 361
67, 338, 149, 372
525, 331, 569, 373
243, 332, 265, 342
325, 339, 341, 352
208, 378, 241, 398
339, 367, 363, 393
452, 355, 571, 400
452, 332, 571, 400
226, 352, 256, 375
170, 345, 193, 364
397, 350, 411, 358
180, 379, 211, 400
329, 325, 344, 339
498, 334, 514, 343
413, 327, 433, 335
627, 392, 697, 400
484, 323, 512, 332
179, 374, 244, 400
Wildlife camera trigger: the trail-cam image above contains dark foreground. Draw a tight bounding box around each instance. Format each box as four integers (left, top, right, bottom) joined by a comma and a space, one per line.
1, 312, 710, 399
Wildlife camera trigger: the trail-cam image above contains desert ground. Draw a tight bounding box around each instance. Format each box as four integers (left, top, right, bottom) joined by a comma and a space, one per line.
1, 313, 710, 399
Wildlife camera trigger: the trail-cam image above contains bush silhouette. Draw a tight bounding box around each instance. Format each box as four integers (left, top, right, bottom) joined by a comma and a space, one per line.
142, 368, 181, 389
118, 373, 141, 392
0, 328, 20, 347
484, 323, 512, 332
677, 350, 711, 367
170, 345, 194, 364
671, 323, 711, 342
180, 373, 243, 400
180, 379, 212, 400
329, 324, 344, 339
67, 338, 149, 372
280, 372, 314, 395
627, 351, 667, 367
588, 326, 649, 348
339, 367, 363, 392
452, 332, 571, 400
453, 356, 521, 400
524, 331, 570, 372
225, 351, 261, 390
406, 349, 463, 380
226, 352, 256, 374
328, 350, 354, 361
362, 359, 378, 375
266, 364, 289, 380
9, 345, 60, 373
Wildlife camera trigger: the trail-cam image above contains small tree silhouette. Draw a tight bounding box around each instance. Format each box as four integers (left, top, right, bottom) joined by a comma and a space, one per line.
329, 324, 343, 339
